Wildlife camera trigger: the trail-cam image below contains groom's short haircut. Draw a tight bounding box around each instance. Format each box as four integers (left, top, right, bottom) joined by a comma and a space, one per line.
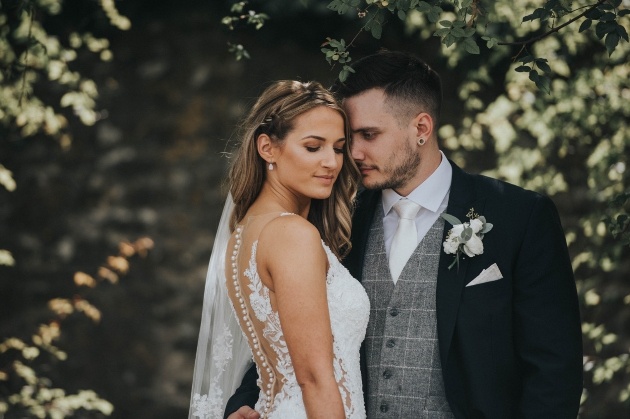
332, 50, 442, 127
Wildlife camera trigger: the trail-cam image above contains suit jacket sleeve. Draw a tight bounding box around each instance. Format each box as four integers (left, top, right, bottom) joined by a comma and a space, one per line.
514, 195, 582, 417
223, 362, 259, 418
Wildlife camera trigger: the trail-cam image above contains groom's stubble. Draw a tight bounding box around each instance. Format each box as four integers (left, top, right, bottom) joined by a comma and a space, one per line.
360, 134, 421, 192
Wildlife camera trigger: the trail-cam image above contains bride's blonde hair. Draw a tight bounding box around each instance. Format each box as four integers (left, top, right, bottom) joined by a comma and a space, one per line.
228, 80, 359, 259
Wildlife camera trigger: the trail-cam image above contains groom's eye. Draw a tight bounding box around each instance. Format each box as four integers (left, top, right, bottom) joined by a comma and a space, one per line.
363, 131, 376, 140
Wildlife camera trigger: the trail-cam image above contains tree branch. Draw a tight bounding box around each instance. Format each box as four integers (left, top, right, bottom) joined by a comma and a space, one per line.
497, 0, 606, 47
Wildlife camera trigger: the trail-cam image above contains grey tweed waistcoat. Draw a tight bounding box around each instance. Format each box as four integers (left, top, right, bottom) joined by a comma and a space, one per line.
362, 205, 454, 418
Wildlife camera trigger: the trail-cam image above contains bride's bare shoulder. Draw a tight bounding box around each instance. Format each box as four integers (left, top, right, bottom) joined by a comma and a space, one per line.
258, 214, 322, 254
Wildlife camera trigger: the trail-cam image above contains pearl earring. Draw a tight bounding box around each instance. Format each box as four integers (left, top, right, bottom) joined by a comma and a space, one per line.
268, 162, 274, 171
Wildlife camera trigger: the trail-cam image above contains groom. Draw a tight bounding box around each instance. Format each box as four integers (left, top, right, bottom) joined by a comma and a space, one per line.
226, 51, 583, 418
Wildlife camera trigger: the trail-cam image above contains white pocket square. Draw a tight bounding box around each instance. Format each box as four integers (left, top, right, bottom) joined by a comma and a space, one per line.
466, 263, 503, 287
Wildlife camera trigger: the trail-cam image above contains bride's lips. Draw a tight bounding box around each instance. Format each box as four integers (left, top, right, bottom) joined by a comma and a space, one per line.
315, 175, 335, 185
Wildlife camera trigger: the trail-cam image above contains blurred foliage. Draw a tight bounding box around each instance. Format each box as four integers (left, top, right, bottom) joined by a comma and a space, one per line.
0, 0, 130, 146
0, 238, 154, 418
220, 0, 630, 416
1, 0, 134, 417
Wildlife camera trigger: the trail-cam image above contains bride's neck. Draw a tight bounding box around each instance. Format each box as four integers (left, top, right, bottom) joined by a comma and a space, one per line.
250, 183, 311, 218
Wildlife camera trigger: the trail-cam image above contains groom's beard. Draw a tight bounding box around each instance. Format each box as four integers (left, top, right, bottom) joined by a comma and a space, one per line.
360, 137, 421, 191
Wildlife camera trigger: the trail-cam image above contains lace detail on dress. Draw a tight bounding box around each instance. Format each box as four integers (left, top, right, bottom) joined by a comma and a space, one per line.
236, 233, 369, 418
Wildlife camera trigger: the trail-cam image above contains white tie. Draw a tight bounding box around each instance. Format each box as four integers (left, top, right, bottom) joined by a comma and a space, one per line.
389, 199, 420, 284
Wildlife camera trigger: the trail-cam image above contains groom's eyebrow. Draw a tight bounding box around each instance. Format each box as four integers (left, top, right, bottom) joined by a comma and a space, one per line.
352, 127, 379, 134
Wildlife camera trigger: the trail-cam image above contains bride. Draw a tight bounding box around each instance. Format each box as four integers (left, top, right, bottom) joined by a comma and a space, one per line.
190, 80, 369, 419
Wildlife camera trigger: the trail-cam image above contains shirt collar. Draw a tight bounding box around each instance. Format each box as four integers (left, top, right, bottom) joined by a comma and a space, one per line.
382, 150, 453, 216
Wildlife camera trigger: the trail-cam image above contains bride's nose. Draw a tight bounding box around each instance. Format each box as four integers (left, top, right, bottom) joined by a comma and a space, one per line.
321, 148, 339, 169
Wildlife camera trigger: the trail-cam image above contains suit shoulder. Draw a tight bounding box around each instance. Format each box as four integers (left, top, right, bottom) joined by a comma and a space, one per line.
471, 173, 545, 203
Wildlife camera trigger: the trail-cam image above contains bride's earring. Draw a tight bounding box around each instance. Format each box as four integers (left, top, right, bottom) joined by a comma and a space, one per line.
268, 161, 274, 171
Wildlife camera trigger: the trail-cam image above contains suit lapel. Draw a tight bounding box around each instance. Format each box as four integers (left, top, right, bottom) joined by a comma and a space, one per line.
436, 162, 486, 368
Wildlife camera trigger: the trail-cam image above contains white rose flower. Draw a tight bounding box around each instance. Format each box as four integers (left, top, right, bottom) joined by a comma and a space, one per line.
463, 233, 484, 256
469, 218, 484, 234
450, 223, 465, 239
443, 236, 459, 254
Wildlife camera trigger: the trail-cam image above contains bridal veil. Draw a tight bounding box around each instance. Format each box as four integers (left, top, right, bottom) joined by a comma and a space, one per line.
189, 194, 253, 419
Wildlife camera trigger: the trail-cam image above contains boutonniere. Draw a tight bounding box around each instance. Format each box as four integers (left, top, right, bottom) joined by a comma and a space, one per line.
441, 208, 493, 270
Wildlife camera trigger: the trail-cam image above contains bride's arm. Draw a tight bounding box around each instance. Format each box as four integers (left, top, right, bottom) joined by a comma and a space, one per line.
260, 217, 345, 419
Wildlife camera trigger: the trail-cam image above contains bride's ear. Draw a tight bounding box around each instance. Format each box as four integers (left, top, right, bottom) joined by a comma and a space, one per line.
256, 134, 275, 164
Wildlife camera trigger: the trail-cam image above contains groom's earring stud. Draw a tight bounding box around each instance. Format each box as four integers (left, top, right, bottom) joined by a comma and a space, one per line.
417, 137, 426, 146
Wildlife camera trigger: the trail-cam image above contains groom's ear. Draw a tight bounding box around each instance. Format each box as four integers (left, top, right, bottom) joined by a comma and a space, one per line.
412, 112, 434, 140
257, 134, 275, 161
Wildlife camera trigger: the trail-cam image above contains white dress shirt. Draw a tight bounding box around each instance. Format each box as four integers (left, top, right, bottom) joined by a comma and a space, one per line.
382, 151, 452, 259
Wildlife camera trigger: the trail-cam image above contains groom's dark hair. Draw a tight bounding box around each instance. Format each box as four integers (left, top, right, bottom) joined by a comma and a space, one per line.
331, 50, 442, 126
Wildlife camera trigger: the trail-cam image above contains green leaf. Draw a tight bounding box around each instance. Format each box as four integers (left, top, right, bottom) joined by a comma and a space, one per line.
428, 8, 441, 23
519, 55, 535, 64
596, 21, 618, 39
463, 27, 476, 37
371, 22, 383, 39
463, 37, 480, 54
453, 21, 466, 28
529, 69, 540, 82
417, 1, 431, 12
585, 8, 603, 20
515, 65, 531, 72
328, 0, 352, 14
461, 0, 473, 7
444, 34, 457, 47
523, 8, 549, 23
617, 25, 629, 42
579, 19, 592, 33
619, 10, 630, 17
610, 0, 622, 7
398, 10, 407, 20
481, 223, 493, 234
441, 213, 462, 226
536, 59, 551, 73
434, 28, 451, 37
460, 227, 473, 241
599, 12, 616, 22
535, 76, 551, 94
440, 20, 453, 27
451, 27, 466, 37
605, 32, 620, 56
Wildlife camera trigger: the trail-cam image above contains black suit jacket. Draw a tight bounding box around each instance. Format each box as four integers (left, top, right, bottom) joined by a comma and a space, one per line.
225, 163, 583, 418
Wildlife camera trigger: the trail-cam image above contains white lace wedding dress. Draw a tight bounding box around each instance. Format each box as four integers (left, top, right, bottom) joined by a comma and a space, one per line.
227, 213, 370, 418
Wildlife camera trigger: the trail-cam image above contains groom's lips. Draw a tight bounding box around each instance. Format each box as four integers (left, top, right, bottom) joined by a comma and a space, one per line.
358, 165, 376, 176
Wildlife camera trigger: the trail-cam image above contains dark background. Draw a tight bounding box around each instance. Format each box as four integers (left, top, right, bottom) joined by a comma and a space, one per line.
1, 1, 627, 418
